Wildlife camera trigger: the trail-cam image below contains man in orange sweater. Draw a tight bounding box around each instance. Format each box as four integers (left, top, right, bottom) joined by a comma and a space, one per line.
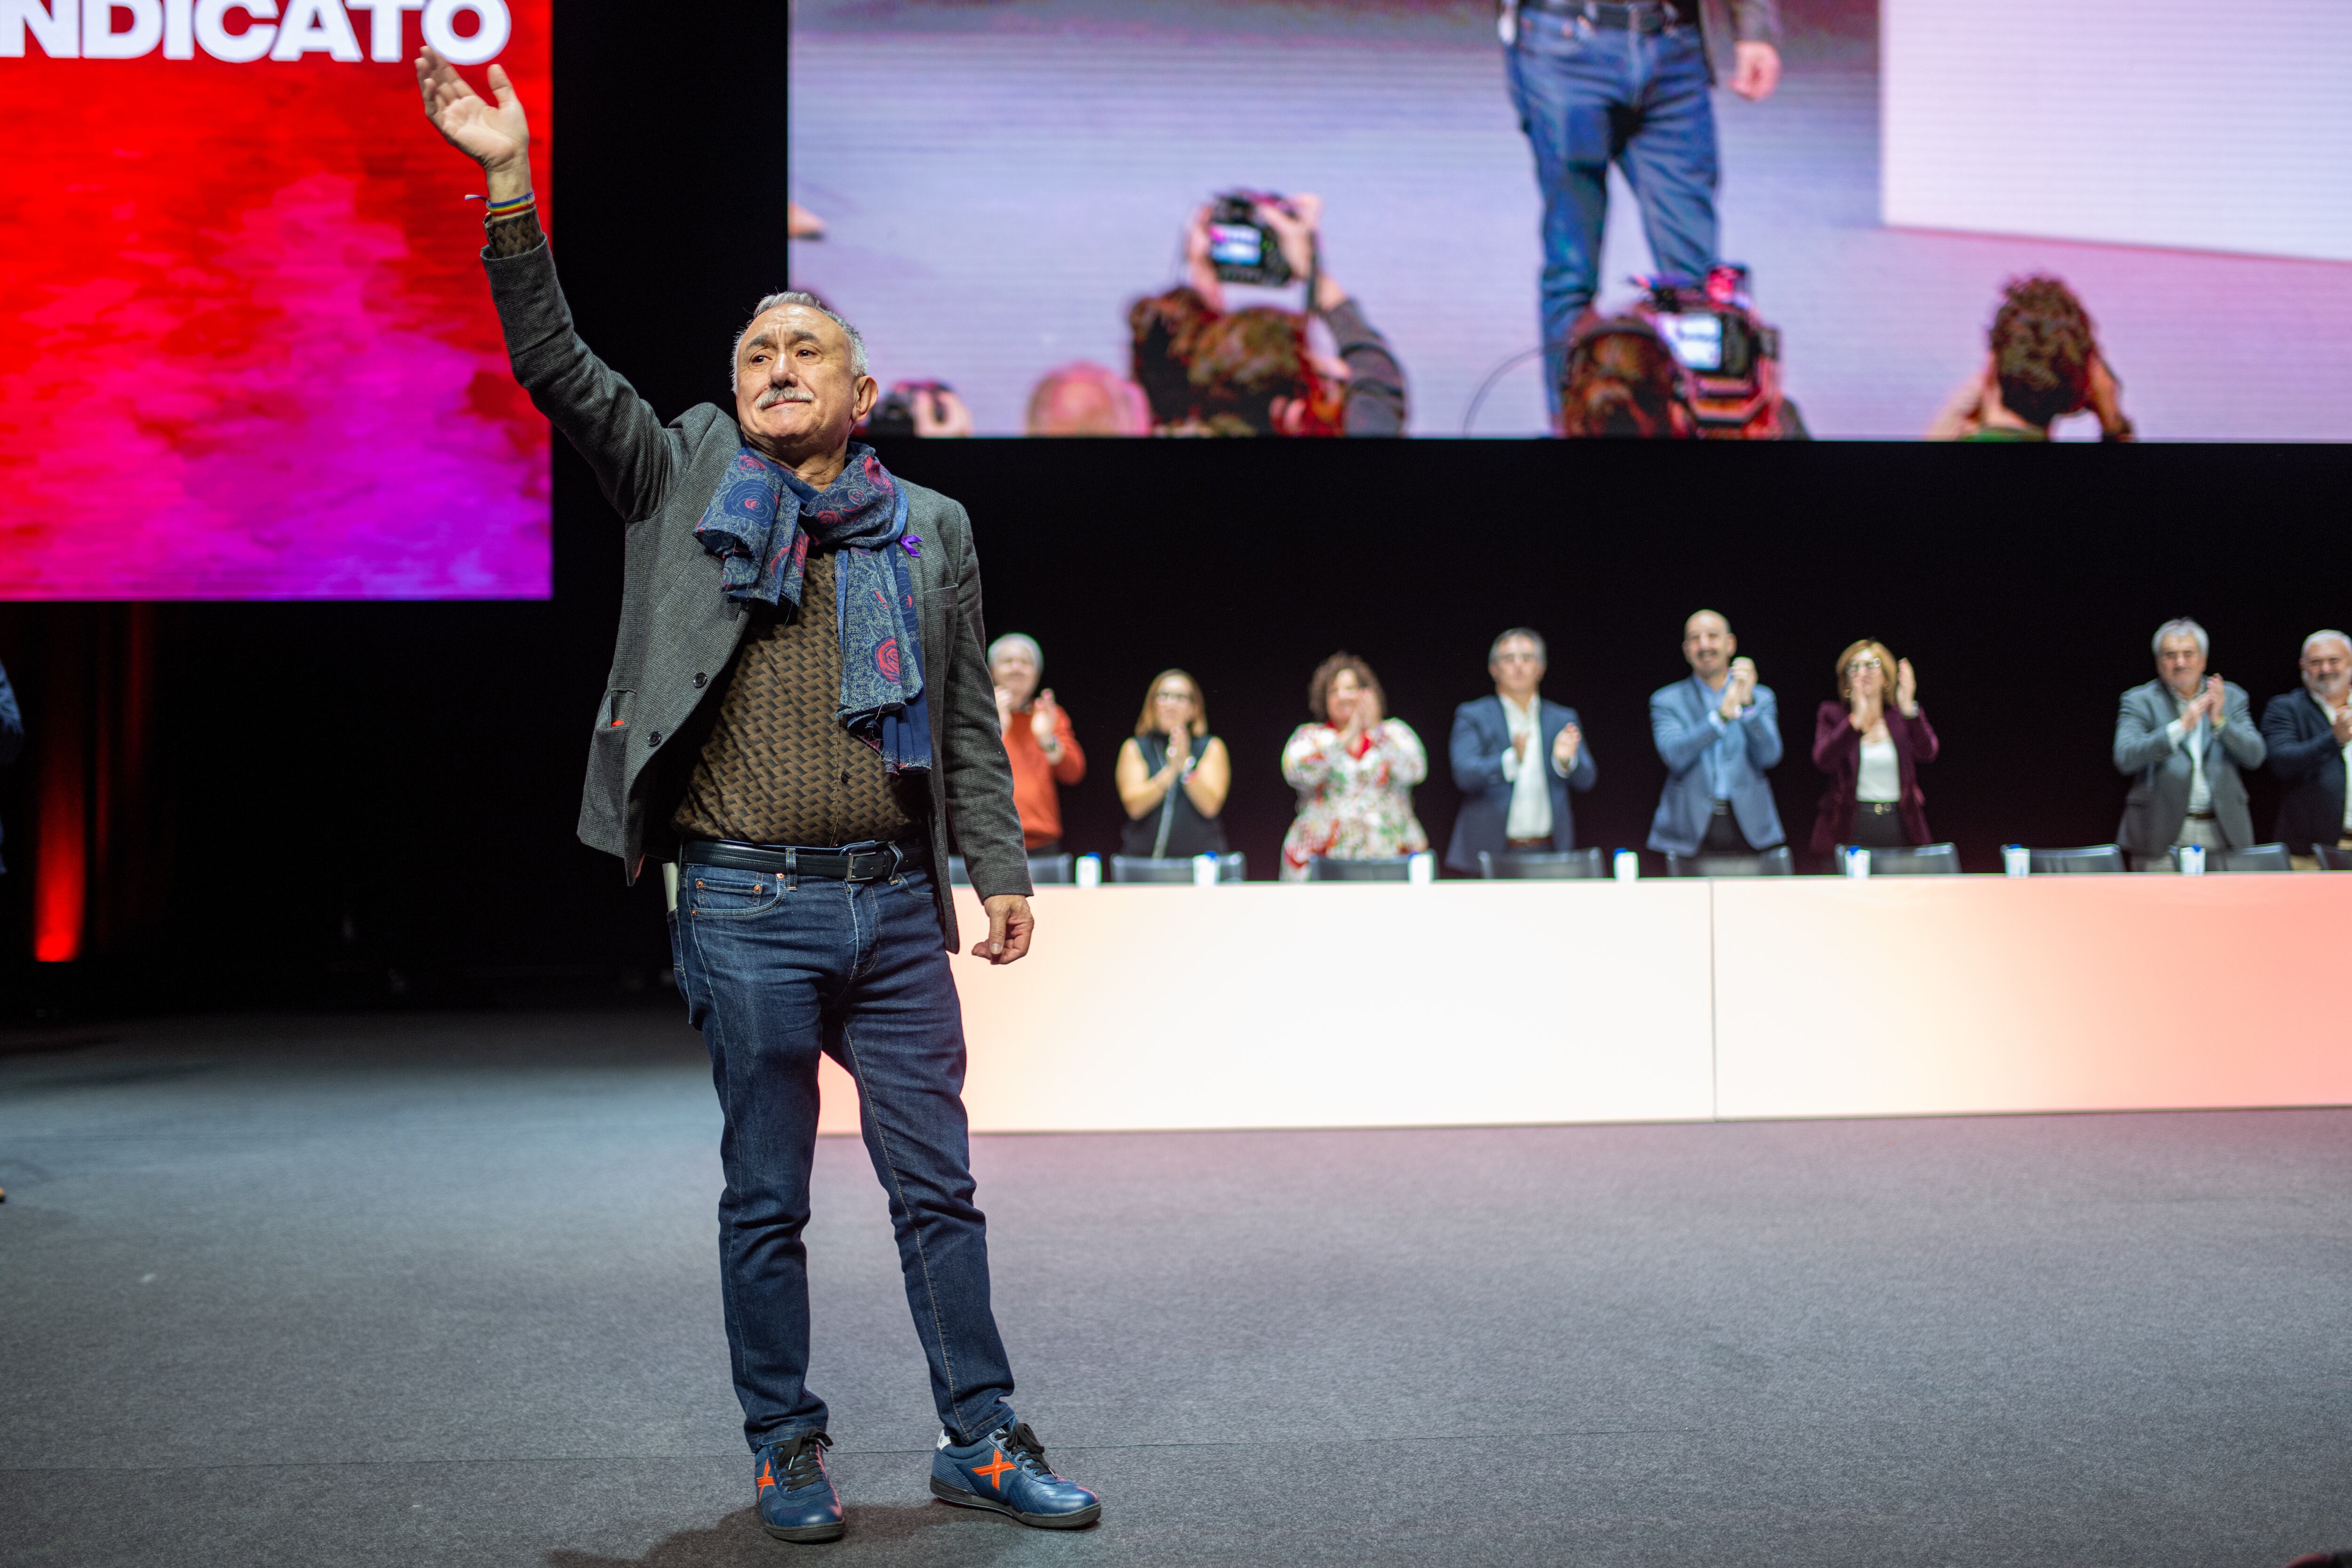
989, 634, 1085, 850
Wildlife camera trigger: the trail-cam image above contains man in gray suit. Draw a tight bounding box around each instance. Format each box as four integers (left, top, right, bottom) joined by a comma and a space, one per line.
2114, 618, 2266, 870
420, 49, 1098, 1542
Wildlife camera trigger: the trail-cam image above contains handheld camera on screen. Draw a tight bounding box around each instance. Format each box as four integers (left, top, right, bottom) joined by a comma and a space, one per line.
863, 381, 954, 439
1631, 265, 1805, 439
1206, 191, 1295, 287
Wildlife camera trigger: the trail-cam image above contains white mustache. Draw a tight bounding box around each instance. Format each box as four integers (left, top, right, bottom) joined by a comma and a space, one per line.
758, 386, 816, 409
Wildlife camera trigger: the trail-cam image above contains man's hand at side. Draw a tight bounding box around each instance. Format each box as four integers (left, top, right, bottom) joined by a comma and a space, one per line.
1730, 41, 1780, 102
416, 47, 531, 202
973, 895, 1034, 965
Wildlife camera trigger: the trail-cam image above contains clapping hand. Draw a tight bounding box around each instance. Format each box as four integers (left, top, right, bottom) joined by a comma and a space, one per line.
416, 48, 530, 196
2200, 674, 2226, 727
1162, 719, 1192, 777
1030, 689, 1062, 751
1341, 687, 1383, 742
994, 685, 1016, 735
1895, 658, 1918, 716
1552, 722, 1582, 772
1722, 657, 1758, 718
2332, 705, 2352, 746
1511, 730, 1531, 762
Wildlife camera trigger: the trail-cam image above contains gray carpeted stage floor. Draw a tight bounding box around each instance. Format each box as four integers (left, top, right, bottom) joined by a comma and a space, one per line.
2, 1011, 2347, 1567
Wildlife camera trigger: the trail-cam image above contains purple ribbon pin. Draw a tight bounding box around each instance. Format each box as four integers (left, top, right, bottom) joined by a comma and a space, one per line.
900, 536, 922, 558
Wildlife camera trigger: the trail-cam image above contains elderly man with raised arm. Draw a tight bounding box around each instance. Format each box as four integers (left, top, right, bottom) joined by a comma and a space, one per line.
2260, 630, 2352, 868
1648, 610, 1784, 859
417, 50, 1098, 1542
2114, 618, 2265, 871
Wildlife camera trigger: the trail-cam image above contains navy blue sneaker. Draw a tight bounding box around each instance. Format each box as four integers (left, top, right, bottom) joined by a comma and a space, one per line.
930, 1421, 1100, 1528
755, 1431, 844, 1544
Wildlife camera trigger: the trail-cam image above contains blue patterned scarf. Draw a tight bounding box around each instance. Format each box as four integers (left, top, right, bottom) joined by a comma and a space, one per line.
692, 442, 931, 776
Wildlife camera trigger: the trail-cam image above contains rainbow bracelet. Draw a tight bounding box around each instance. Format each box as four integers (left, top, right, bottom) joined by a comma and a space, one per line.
482, 190, 536, 223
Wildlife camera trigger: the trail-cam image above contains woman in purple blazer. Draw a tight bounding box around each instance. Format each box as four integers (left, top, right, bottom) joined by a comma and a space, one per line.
1811, 640, 1939, 854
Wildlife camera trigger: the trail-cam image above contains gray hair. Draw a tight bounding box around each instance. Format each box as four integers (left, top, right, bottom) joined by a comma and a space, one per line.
1488, 627, 1547, 666
732, 291, 868, 386
2302, 629, 2352, 659
2152, 618, 2209, 659
988, 633, 1042, 673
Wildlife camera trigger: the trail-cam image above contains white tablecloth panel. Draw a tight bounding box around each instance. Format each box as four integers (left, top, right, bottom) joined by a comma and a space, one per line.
816, 882, 1717, 1134
808, 876, 2352, 1133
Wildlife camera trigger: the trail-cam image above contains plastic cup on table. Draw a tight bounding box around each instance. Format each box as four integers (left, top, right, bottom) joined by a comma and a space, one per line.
1075, 854, 1102, 888
2179, 844, 2206, 875
1613, 849, 1640, 881
1192, 853, 1218, 886
2002, 845, 2030, 877
1408, 852, 1435, 884
1844, 846, 1872, 878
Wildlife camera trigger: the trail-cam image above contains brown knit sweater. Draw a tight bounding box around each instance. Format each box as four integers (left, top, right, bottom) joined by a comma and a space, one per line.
487, 206, 914, 848
670, 549, 919, 847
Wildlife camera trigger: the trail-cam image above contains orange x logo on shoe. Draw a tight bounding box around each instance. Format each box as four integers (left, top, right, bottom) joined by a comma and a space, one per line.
973, 1450, 1017, 1490
757, 1460, 775, 1492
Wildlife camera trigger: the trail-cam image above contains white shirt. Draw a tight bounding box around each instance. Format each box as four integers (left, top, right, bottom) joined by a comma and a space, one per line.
1496, 693, 1555, 838
1855, 735, 1900, 803
2165, 692, 2213, 813
2314, 689, 2352, 832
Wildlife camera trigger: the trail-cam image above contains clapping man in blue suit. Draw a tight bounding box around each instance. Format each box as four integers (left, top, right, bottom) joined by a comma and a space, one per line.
1446, 628, 1597, 871
1648, 609, 1785, 857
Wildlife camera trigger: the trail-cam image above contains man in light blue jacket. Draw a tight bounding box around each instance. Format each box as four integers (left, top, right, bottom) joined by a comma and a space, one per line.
1648, 609, 1784, 857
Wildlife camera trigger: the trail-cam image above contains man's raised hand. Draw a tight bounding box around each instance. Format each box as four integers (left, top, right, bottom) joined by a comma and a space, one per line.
416, 48, 531, 198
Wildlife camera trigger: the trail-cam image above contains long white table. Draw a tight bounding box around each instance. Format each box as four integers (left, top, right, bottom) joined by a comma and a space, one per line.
811, 877, 2352, 1134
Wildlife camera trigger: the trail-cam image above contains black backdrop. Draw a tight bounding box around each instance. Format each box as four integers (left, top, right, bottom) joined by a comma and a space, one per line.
1, 0, 2345, 1011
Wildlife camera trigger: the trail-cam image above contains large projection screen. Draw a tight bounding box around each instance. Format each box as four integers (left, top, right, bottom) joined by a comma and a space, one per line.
787, 0, 2352, 439
0, 0, 553, 599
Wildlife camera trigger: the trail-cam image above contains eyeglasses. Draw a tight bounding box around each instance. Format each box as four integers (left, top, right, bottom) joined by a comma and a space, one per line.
1493, 652, 1542, 665
1152, 691, 1194, 704
1843, 657, 1883, 674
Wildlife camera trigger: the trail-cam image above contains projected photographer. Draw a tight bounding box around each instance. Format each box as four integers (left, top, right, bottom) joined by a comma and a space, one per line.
1501, 0, 1783, 420
1926, 275, 2135, 443
1176, 194, 1407, 436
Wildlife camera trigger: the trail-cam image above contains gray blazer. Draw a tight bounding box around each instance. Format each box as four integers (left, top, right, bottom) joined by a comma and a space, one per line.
481, 242, 1031, 948
2112, 678, 2266, 853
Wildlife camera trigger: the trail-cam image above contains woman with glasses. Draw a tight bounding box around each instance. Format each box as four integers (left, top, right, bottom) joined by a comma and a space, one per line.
1114, 669, 1232, 861
1811, 640, 1939, 858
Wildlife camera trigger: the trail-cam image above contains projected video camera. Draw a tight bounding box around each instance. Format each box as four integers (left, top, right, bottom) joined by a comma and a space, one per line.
1205, 191, 1297, 287
863, 381, 955, 439
1630, 265, 1806, 439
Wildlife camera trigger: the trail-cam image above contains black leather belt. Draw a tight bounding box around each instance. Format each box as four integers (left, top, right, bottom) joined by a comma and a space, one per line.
1524, 0, 1677, 31
679, 838, 926, 882
2185, 810, 2217, 821
1858, 801, 1898, 816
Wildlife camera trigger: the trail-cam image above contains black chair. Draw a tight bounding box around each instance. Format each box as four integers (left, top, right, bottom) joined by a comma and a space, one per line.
2177, 842, 2292, 873
1307, 855, 1414, 883
947, 853, 1078, 885
1107, 853, 1248, 884
1663, 846, 1795, 877
1477, 848, 1606, 879
2317, 845, 2352, 871
2027, 844, 2126, 874
1832, 841, 1960, 876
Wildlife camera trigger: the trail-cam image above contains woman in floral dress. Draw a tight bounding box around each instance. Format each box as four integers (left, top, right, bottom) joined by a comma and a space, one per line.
1280, 652, 1429, 879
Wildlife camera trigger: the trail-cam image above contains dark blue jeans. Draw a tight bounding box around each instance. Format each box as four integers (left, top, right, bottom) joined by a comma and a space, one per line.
670, 862, 1017, 1450
1506, 11, 1720, 416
